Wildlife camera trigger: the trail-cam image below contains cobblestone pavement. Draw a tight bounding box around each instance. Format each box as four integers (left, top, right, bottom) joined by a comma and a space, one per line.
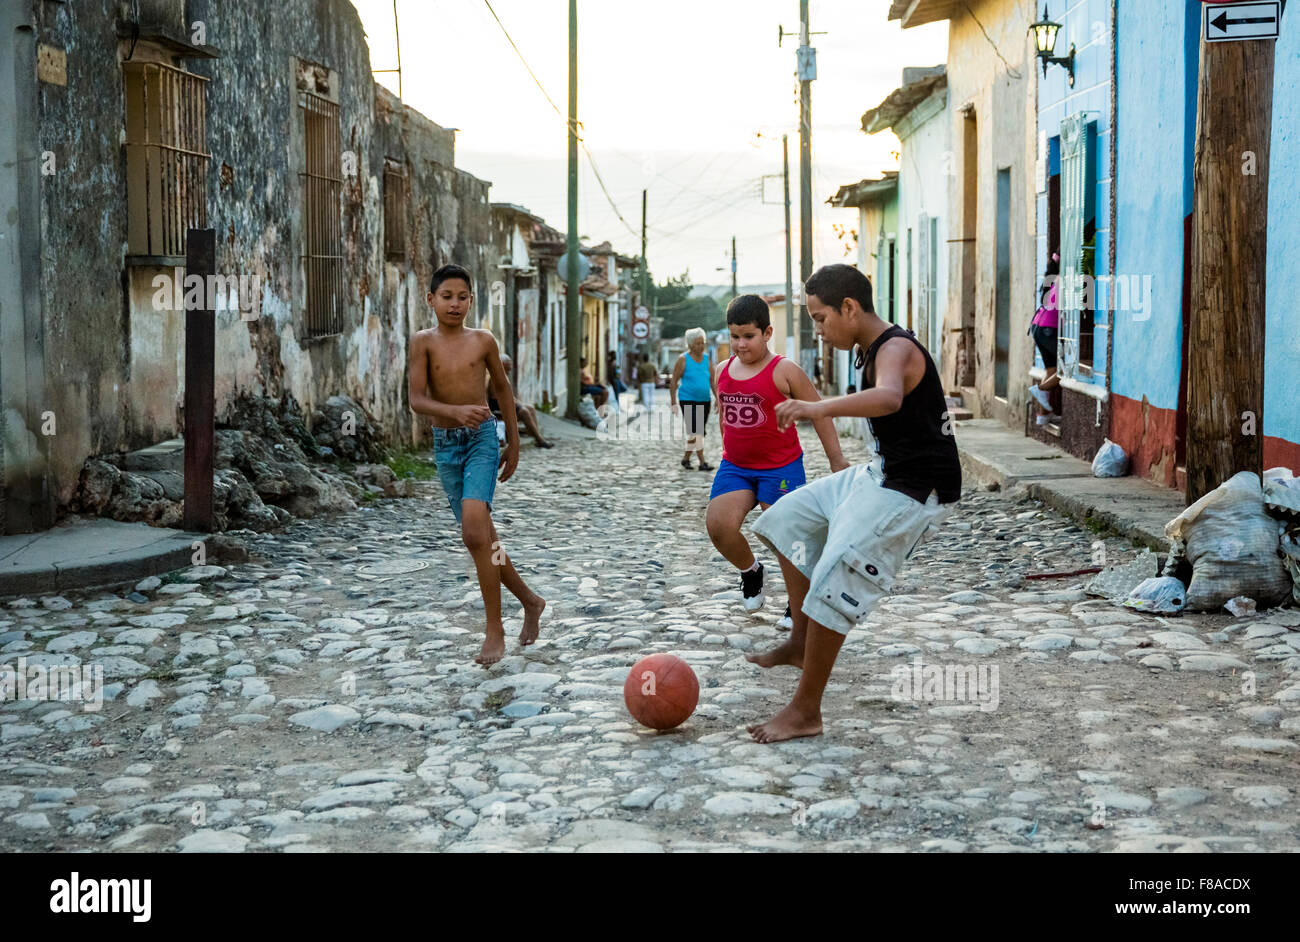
2, 414, 1298, 852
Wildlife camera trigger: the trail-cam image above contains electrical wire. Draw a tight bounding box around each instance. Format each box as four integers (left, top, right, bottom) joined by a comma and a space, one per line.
582, 143, 640, 238
482, 0, 638, 239
482, 0, 581, 136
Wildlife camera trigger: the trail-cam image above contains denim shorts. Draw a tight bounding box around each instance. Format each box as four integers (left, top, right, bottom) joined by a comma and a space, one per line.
433, 421, 499, 524
709, 456, 806, 507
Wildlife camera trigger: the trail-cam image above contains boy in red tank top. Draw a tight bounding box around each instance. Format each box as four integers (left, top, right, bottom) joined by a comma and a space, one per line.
706, 295, 848, 621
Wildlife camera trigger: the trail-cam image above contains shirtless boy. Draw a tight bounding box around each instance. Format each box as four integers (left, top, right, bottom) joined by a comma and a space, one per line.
408, 264, 546, 665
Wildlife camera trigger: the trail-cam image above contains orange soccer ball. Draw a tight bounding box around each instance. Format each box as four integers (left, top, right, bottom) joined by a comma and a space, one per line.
624, 653, 699, 731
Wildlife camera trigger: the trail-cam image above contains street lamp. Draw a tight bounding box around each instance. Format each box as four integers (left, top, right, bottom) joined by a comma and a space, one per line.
1030, 6, 1075, 87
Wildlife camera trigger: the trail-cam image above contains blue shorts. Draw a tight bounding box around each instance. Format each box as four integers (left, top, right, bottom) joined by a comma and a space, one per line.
433, 421, 499, 524
709, 456, 806, 507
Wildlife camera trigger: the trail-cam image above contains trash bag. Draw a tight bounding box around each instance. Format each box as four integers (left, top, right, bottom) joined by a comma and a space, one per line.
1123, 576, 1188, 614
1092, 439, 1129, 478
576, 395, 602, 430
1165, 471, 1292, 611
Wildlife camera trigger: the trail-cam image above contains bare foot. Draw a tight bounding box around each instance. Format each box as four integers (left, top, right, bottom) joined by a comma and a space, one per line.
476, 628, 506, 666
746, 638, 804, 669
747, 703, 822, 744
519, 595, 546, 646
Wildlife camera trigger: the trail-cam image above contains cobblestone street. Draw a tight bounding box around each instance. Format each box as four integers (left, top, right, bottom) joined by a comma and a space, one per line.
2, 414, 1297, 853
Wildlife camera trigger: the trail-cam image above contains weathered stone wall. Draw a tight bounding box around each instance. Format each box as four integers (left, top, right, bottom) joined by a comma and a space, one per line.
30, 0, 494, 510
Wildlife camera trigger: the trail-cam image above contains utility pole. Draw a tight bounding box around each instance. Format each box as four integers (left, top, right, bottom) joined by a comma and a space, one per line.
731, 236, 738, 302
564, 0, 581, 420
783, 133, 794, 360
797, 0, 816, 379
1185, 16, 1275, 503
641, 189, 649, 304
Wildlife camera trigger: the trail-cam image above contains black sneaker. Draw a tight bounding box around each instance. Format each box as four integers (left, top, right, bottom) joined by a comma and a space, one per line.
777, 604, 792, 630
740, 563, 765, 612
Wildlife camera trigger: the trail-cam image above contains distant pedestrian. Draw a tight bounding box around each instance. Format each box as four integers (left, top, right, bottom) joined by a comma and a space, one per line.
670, 328, 716, 471
1028, 253, 1061, 426
635, 354, 658, 414
606, 349, 628, 408
579, 357, 608, 409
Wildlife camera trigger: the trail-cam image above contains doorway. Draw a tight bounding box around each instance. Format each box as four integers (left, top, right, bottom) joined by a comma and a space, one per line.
959, 108, 978, 387
994, 167, 1012, 399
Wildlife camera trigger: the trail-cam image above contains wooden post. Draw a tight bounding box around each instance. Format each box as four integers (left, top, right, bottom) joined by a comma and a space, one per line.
1186, 27, 1273, 504
183, 228, 216, 532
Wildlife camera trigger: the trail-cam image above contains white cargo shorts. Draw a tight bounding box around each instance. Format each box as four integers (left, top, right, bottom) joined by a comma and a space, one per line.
752, 463, 954, 635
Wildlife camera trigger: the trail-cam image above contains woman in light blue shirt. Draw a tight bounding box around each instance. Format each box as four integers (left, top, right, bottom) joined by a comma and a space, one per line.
670, 327, 718, 471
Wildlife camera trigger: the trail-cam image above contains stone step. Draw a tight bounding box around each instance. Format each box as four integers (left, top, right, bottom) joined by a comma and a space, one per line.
124, 438, 184, 472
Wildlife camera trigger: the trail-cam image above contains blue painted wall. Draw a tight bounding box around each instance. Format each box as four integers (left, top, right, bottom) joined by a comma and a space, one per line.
1264, 11, 1300, 453
1035, 0, 1113, 383
1111, 0, 1199, 411
1114, 0, 1298, 456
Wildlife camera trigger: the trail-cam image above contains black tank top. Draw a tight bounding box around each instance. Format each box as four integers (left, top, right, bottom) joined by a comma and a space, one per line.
859, 325, 962, 504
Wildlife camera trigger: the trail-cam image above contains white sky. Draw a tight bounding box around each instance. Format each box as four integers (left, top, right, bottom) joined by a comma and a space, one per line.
351, 0, 947, 285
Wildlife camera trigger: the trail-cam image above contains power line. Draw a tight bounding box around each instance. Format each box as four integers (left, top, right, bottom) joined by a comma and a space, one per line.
482, 0, 580, 136
647, 182, 764, 241
582, 144, 640, 239
482, 0, 637, 239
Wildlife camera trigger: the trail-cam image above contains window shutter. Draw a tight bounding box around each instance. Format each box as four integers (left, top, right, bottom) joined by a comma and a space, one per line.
1058, 113, 1088, 378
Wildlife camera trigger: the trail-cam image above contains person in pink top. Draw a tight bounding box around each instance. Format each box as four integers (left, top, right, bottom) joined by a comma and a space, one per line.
706, 295, 848, 624
1028, 253, 1061, 426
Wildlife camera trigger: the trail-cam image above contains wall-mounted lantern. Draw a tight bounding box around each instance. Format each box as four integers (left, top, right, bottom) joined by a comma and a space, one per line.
1030, 6, 1075, 87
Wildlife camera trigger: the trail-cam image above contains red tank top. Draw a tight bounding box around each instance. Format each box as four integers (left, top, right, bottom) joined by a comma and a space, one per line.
717, 354, 803, 470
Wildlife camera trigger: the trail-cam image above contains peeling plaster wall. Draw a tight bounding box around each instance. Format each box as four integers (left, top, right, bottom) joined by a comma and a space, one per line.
34, 0, 133, 507
31, 0, 495, 507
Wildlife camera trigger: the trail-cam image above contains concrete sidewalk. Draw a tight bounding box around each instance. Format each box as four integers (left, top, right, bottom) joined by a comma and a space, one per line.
0, 518, 199, 596
955, 419, 1186, 551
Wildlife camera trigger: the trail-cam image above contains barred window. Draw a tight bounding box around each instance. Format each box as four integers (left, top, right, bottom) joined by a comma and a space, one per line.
300, 92, 344, 337
383, 159, 407, 260
123, 61, 209, 260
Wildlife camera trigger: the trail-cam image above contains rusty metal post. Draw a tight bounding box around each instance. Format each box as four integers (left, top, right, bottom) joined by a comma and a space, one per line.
183, 228, 215, 531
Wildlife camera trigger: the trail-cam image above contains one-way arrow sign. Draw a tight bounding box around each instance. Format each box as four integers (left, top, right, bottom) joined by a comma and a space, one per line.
1204, 2, 1281, 42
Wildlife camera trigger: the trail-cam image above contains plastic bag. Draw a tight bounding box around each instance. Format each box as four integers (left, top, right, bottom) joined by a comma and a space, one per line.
1086, 549, 1159, 600
1263, 467, 1300, 521
1092, 439, 1129, 478
1282, 529, 1300, 606
1223, 596, 1257, 617
1123, 576, 1188, 614
1164, 471, 1292, 611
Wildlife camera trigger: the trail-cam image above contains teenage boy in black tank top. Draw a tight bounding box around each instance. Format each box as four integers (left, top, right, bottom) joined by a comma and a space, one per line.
746, 263, 962, 743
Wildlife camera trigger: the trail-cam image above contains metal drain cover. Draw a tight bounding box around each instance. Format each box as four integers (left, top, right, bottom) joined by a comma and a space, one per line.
356, 559, 430, 577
